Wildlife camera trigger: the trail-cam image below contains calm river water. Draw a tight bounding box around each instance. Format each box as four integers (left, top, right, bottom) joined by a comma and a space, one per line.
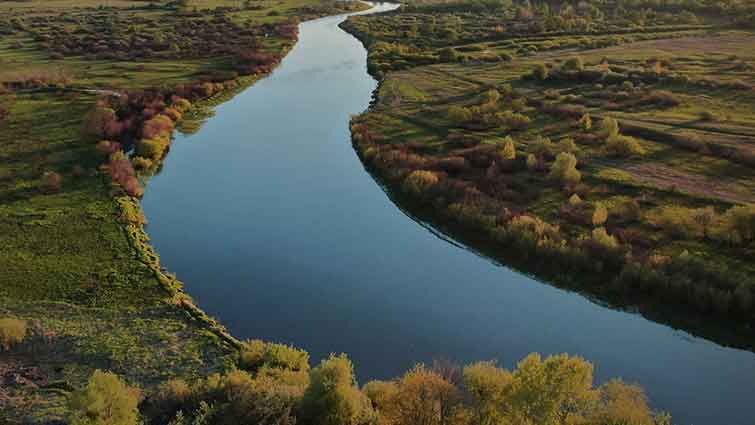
142, 4, 755, 424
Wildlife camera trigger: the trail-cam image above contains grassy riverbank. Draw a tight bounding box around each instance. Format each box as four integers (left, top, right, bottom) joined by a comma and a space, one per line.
343, 0, 755, 344
0, 0, 367, 422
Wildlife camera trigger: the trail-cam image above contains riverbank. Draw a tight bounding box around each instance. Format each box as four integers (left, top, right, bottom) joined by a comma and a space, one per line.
341, 3, 755, 348
0, 1, 369, 422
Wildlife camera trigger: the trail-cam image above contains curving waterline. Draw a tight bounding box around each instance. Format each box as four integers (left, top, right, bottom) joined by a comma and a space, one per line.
142, 4, 755, 425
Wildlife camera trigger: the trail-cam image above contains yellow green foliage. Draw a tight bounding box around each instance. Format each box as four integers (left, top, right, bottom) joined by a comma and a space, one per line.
549, 152, 581, 185
500, 136, 516, 160
592, 227, 619, 249
239, 339, 310, 372
0, 318, 26, 351
593, 202, 608, 226
68, 370, 141, 425
299, 354, 375, 425
403, 170, 440, 194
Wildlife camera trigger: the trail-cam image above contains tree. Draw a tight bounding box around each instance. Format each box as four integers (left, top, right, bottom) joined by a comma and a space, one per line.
506, 353, 597, 425
500, 136, 516, 160
393, 365, 462, 425
0, 318, 26, 351
592, 202, 608, 226
68, 370, 141, 425
298, 354, 375, 425
82, 107, 117, 138
589, 379, 656, 425
549, 152, 581, 185
463, 361, 511, 425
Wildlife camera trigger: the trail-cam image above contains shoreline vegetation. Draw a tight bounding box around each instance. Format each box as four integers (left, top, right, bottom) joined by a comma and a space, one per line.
341, 0, 755, 350
0, 0, 722, 423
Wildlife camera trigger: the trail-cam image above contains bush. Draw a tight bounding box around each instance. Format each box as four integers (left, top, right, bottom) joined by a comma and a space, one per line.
592, 202, 608, 226
447, 106, 472, 124
563, 56, 584, 71
0, 318, 26, 351
298, 354, 375, 425
549, 152, 581, 185
68, 370, 141, 425
569, 194, 582, 206
532, 63, 548, 80
239, 339, 310, 372
605, 135, 646, 157
403, 170, 440, 195
598, 117, 620, 139
42, 171, 62, 193
500, 136, 516, 160
592, 227, 619, 249
716, 204, 755, 244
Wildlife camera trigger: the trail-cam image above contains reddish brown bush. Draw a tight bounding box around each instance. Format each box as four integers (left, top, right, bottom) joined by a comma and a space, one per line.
41, 171, 62, 193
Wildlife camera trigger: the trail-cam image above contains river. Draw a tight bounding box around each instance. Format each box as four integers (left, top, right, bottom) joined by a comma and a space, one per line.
141, 4, 755, 424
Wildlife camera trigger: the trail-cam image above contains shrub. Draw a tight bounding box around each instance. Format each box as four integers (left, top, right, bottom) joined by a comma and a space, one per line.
605, 135, 646, 157
592, 227, 619, 249
298, 354, 375, 425
569, 194, 582, 206
500, 136, 516, 160
549, 152, 581, 185
530, 136, 553, 157
447, 106, 472, 124
526, 154, 538, 171
532, 63, 548, 80
556, 138, 577, 154
598, 117, 620, 139
642, 90, 680, 108
42, 171, 62, 193
563, 56, 584, 71
68, 370, 141, 425
716, 204, 755, 244
578, 114, 592, 131
239, 339, 310, 372
592, 202, 608, 226
0, 318, 26, 351
403, 170, 440, 195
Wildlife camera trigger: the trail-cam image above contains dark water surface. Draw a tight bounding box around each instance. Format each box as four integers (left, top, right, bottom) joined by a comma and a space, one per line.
142, 5, 755, 424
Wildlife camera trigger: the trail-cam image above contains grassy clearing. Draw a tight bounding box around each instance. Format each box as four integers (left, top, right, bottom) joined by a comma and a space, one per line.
345, 0, 755, 343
